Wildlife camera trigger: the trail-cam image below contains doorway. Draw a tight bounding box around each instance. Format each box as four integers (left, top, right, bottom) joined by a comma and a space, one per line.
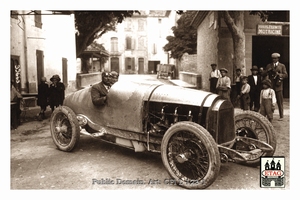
252, 36, 289, 98
148, 61, 160, 74
111, 57, 119, 73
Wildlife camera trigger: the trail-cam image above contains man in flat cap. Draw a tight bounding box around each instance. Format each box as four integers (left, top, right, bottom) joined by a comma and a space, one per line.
216, 68, 231, 101
262, 53, 288, 121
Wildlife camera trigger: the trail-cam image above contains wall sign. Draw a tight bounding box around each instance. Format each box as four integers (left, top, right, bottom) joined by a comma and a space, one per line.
257, 24, 282, 36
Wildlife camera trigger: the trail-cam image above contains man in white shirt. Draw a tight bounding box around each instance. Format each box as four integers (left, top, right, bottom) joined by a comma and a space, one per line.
209, 63, 221, 94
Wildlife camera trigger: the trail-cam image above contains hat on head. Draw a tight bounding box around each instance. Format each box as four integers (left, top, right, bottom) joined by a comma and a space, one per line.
219, 68, 228, 73
250, 65, 259, 71
271, 53, 280, 58
110, 71, 119, 78
50, 74, 61, 82
102, 71, 110, 77
211, 63, 217, 67
262, 79, 272, 88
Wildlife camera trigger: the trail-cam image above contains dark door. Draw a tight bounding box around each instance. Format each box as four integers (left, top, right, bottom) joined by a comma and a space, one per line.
111, 57, 119, 73
252, 36, 289, 98
138, 58, 144, 74
36, 50, 44, 85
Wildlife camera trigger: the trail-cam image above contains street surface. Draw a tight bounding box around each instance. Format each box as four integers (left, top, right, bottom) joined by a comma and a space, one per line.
10, 74, 290, 190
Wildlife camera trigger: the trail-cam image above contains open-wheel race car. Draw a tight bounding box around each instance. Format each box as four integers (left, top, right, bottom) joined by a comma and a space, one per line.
50, 80, 276, 189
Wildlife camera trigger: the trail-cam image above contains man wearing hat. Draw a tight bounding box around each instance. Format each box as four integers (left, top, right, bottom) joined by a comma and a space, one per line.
262, 53, 288, 120
49, 74, 65, 112
216, 68, 231, 101
209, 63, 221, 94
248, 65, 262, 112
91, 71, 111, 106
109, 71, 119, 86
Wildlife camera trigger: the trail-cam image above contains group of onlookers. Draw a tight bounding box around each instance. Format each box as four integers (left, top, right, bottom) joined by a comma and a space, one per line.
209, 52, 288, 122
10, 74, 65, 127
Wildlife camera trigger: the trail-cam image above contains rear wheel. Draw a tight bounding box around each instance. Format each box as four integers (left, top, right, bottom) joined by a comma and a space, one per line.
50, 106, 80, 152
234, 110, 276, 166
161, 122, 220, 189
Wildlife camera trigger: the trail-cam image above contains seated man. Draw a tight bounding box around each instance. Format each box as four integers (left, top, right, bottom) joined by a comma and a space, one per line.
91, 71, 111, 106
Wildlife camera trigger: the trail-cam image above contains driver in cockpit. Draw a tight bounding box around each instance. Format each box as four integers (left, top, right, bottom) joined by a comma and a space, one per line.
91, 71, 111, 106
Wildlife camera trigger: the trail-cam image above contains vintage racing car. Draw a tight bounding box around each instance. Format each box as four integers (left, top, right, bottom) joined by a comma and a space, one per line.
50, 80, 276, 189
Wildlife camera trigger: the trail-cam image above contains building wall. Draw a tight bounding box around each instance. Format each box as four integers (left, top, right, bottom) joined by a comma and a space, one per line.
196, 12, 219, 91
97, 11, 178, 74
10, 10, 77, 94
179, 53, 197, 72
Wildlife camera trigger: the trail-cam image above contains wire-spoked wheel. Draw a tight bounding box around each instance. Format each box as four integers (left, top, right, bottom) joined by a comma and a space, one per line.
161, 122, 220, 189
234, 110, 276, 166
50, 106, 80, 152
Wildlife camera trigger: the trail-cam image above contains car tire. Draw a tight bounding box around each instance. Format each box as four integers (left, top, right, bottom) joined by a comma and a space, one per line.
234, 110, 276, 166
50, 106, 80, 152
161, 121, 220, 189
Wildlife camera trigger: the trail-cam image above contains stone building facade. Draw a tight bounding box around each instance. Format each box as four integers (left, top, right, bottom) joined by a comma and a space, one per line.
10, 10, 77, 95
191, 11, 289, 97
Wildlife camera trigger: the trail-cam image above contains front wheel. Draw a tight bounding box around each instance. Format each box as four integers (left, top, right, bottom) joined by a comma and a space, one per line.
234, 110, 276, 166
161, 121, 220, 189
50, 106, 80, 152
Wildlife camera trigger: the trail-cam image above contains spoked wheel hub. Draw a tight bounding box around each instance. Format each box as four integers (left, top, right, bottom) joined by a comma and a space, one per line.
161, 122, 220, 189
168, 134, 209, 181
50, 106, 80, 152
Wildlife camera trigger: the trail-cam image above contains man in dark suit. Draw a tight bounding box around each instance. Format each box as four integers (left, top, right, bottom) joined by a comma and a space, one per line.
262, 53, 288, 121
248, 65, 262, 112
91, 71, 111, 106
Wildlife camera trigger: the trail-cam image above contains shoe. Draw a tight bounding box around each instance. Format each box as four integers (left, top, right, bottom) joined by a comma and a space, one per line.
278, 118, 283, 121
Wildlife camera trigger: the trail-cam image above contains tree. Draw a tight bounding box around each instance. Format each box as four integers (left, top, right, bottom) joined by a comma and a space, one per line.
163, 11, 197, 59
74, 11, 139, 58
221, 11, 273, 77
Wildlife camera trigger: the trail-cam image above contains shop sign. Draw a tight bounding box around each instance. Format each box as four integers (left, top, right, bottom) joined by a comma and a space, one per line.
257, 24, 282, 36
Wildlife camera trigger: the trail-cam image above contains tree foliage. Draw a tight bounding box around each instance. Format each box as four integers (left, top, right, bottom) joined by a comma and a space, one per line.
163, 11, 197, 59
74, 11, 139, 57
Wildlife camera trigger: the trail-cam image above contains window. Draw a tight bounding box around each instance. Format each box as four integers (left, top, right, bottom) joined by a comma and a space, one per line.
126, 37, 132, 50
34, 10, 42, 29
152, 43, 157, 54
125, 19, 132, 31
138, 19, 145, 31
111, 37, 118, 52
138, 37, 145, 50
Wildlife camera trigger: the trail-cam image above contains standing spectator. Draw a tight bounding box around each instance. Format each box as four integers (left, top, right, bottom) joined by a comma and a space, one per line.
216, 68, 231, 101
11, 80, 23, 128
109, 71, 119, 86
37, 77, 49, 120
262, 53, 288, 121
49, 75, 65, 112
233, 68, 243, 107
91, 71, 110, 106
248, 65, 262, 112
235, 68, 243, 95
209, 63, 221, 94
260, 79, 276, 122
238, 76, 251, 110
